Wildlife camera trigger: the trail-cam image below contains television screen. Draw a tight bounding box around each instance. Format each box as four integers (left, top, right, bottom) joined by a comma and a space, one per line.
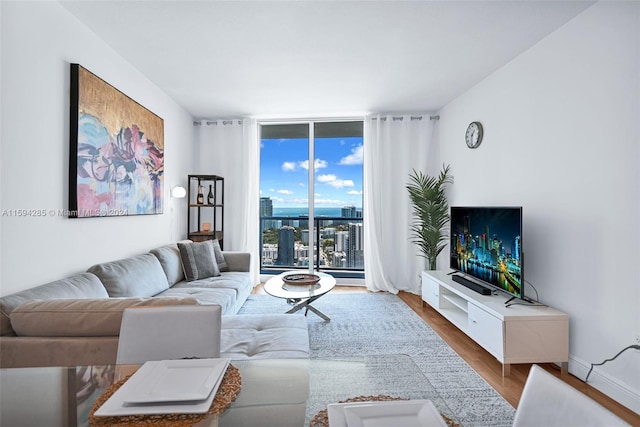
450, 207, 523, 299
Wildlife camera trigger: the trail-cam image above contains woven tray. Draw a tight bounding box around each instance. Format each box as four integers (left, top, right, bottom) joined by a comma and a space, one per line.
308, 394, 460, 427
89, 364, 241, 427
283, 274, 320, 286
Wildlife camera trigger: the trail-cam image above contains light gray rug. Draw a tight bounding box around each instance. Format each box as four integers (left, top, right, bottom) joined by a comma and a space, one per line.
238, 292, 516, 427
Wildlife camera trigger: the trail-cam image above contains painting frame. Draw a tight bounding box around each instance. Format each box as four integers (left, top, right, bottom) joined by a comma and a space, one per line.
69, 63, 164, 218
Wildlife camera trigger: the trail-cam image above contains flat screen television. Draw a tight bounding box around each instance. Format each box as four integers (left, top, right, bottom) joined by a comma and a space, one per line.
449, 206, 523, 300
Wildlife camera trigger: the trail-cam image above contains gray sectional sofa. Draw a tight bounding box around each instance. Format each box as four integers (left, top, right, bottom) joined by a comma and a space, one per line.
0, 241, 309, 368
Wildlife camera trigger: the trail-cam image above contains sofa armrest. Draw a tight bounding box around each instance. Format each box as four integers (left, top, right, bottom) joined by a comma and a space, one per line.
222, 252, 250, 272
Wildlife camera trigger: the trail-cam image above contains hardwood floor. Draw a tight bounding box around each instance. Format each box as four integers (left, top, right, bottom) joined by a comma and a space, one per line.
398, 290, 640, 426
252, 283, 639, 425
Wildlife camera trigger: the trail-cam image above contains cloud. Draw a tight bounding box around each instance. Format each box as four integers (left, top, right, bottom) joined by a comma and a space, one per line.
329, 179, 354, 188
282, 158, 327, 171
347, 190, 363, 195
282, 161, 297, 171
318, 174, 354, 188
277, 189, 294, 195
339, 144, 363, 165
300, 158, 328, 171
317, 174, 336, 183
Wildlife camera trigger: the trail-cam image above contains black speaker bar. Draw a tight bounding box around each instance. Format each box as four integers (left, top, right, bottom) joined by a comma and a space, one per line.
452, 275, 492, 295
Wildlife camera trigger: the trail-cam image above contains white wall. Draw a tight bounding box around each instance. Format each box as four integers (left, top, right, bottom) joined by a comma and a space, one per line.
437, 2, 639, 411
0, 1, 194, 295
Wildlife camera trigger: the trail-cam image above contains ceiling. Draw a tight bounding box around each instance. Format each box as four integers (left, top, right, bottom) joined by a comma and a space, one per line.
59, 1, 594, 119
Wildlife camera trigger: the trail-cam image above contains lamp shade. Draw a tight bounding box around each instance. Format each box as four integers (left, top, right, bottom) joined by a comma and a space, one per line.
171, 185, 186, 198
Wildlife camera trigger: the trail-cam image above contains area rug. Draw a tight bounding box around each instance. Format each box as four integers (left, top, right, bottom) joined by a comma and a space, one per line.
238, 292, 516, 427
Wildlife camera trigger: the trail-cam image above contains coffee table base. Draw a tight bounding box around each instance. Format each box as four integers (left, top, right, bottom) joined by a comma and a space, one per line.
286, 294, 330, 321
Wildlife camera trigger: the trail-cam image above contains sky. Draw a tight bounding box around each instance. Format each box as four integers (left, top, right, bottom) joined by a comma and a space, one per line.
260, 136, 363, 208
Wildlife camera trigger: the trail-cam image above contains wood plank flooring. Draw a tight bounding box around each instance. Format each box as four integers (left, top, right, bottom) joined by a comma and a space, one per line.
252, 284, 639, 425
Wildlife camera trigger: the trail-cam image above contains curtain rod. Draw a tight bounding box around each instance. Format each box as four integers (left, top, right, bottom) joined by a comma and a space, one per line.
372, 114, 440, 122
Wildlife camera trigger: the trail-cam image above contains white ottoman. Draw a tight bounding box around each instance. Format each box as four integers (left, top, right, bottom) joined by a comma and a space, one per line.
220, 314, 309, 360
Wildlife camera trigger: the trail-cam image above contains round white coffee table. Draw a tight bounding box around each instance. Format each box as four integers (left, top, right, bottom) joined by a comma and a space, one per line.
264, 271, 336, 321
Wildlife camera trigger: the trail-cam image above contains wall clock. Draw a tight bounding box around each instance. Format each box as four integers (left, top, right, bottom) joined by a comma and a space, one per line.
465, 121, 483, 149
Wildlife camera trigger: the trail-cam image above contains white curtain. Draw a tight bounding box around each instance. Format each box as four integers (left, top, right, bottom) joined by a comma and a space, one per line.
363, 114, 437, 294
196, 119, 260, 285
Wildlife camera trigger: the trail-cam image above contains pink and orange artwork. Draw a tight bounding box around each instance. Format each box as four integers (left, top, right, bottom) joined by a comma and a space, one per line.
69, 64, 164, 218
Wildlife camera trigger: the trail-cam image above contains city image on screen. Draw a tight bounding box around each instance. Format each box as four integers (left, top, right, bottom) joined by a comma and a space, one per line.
450, 207, 523, 299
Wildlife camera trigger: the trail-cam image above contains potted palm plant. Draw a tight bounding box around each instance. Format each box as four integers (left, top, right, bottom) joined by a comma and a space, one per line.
406, 164, 453, 270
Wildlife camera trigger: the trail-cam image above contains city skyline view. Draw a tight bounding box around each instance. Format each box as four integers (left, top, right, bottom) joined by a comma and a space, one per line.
260, 136, 364, 209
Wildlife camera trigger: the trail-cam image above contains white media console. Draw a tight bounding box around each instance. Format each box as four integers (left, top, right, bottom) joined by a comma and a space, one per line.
422, 270, 569, 376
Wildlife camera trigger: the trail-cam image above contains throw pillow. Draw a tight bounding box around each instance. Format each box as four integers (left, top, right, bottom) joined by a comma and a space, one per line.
211, 239, 228, 272
177, 240, 221, 281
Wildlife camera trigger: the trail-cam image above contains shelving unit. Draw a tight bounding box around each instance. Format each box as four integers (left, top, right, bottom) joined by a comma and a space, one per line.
187, 175, 224, 248
422, 270, 569, 376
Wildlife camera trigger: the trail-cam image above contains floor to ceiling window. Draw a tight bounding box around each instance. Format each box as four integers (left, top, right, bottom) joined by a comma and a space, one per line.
259, 120, 364, 277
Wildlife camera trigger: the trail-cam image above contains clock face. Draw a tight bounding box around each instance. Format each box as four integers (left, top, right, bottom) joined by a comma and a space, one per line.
465, 122, 483, 149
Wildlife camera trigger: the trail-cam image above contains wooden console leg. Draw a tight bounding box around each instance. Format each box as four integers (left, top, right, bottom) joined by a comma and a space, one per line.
502, 363, 511, 377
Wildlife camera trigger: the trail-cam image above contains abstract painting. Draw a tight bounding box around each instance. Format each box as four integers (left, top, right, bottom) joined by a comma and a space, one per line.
69, 64, 164, 218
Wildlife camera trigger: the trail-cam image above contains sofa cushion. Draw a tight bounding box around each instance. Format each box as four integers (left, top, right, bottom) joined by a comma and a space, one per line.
211, 239, 228, 272
149, 243, 186, 286
0, 273, 107, 336
157, 287, 236, 314
177, 240, 220, 281
220, 314, 310, 360
171, 272, 253, 314
10, 297, 199, 337
87, 254, 169, 297
172, 272, 251, 293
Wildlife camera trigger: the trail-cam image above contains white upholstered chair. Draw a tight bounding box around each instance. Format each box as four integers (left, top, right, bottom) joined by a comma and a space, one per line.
116, 305, 222, 365
512, 364, 630, 427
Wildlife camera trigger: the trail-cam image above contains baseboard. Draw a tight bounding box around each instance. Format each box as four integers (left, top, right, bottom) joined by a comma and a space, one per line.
567, 355, 640, 414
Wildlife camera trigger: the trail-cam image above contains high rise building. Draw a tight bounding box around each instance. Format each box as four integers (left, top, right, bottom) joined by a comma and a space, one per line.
276, 226, 295, 266
347, 222, 364, 269
342, 205, 357, 218
298, 214, 309, 229
260, 197, 274, 229
338, 205, 362, 225
335, 231, 349, 252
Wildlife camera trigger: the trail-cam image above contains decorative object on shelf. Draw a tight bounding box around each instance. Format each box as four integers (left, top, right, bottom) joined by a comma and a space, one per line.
187, 175, 224, 246
69, 63, 164, 218
207, 185, 214, 205
406, 164, 453, 270
196, 183, 204, 204
465, 121, 483, 149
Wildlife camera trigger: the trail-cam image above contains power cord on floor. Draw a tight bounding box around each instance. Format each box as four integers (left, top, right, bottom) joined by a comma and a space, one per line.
585, 345, 640, 382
